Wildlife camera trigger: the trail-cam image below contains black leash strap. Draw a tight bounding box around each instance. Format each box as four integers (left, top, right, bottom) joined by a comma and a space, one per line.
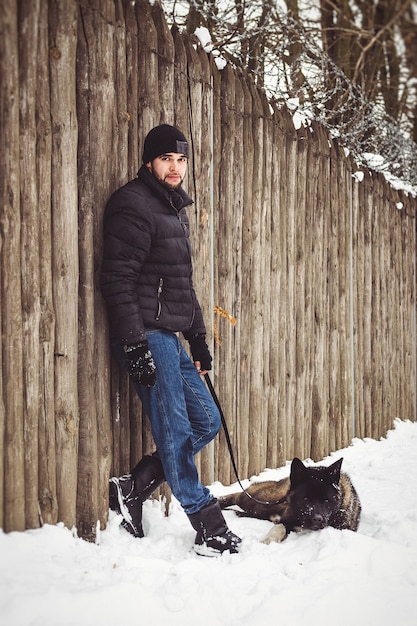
204, 373, 286, 507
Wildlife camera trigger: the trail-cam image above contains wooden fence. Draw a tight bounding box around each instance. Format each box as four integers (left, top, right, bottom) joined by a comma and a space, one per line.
1, 0, 416, 539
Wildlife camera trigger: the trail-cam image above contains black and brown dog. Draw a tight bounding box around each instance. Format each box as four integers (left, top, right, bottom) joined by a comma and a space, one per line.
219, 457, 361, 543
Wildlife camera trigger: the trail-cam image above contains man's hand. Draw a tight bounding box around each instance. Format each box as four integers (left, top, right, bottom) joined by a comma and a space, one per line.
194, 360, 209, 376
188, 335, 212, 374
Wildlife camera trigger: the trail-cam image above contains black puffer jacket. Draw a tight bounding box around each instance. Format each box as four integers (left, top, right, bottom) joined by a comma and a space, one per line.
100, 165, 206, 344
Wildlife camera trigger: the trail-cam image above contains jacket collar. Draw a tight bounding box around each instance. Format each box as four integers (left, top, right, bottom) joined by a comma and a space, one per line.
137, 164, 193, 212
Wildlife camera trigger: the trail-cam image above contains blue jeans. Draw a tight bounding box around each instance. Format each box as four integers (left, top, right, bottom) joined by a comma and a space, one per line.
112, 330, 221, 514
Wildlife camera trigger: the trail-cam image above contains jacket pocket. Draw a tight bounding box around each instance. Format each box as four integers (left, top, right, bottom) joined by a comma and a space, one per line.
155, 277, 164, 321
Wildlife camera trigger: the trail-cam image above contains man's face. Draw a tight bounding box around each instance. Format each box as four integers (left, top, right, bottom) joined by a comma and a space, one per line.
146, 153, 188, 190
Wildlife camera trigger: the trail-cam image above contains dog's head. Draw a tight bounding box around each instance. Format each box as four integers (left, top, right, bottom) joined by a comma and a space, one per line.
287, 457, 343, 530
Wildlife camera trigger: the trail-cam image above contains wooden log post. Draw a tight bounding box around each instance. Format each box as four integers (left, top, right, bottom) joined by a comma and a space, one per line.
75, 0, 118, 540
310, 123, 331, 461
49, 0, 79, 529
216, 64, 237, 485
172, 28, 188, 132
136, 0, 160, 142
351, 167, 365, 439
362, 172, 374, 438
282, 108, 298, 459
300, 130, 315, 458
338, 146, 353, 448
243, 80, 266, 477
1, 0, 25, 532
124, 0, 139, 179
370, 177, 383, 438
37, 0, 57, 526
151, 2, 174, 123
260, 91, 273, 466
91, 0, 127, 535
210, 58, 222, 477
328, 143, 342, 453
378, 181, 389, 433
237, 73, 253, 480
273, 108, 294, 463
293, 124, 309, 460
268, 107, 287, 468
19, 0, 42, 530
402, 195, 416, 424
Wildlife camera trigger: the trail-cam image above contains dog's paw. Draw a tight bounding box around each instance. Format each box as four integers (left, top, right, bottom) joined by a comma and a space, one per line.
262, 523, 287, 544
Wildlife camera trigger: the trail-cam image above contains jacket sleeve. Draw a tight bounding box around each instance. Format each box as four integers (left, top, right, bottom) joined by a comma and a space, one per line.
182, 282, 206, 340
100, 185, 153, 344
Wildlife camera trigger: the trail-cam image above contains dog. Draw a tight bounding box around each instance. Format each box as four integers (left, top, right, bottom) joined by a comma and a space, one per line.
219, 457, 361, 544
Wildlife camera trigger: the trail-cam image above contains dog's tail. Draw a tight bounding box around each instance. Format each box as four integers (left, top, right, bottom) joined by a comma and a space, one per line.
340, 473, 361, 531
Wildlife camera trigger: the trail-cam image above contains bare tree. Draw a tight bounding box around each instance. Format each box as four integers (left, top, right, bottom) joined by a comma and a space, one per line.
163, 0, 417, 188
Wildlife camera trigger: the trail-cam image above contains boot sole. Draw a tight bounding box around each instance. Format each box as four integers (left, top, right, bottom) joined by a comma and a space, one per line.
192, 544, 239, 557
193, 544, 222, 557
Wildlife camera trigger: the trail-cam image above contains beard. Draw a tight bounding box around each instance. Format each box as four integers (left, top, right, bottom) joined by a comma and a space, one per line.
150, 165, 183, 190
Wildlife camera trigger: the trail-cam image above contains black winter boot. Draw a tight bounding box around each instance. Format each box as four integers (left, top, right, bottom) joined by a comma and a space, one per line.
187, 498, 242, 556
109, 454, 165, 538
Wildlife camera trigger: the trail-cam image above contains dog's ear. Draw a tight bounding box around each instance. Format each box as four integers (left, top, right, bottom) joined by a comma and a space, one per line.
327, 457, 343, 483
290, 457, 307, 485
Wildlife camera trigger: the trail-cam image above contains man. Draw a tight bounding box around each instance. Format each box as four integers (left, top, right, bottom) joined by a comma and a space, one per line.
101, 124, 241, 556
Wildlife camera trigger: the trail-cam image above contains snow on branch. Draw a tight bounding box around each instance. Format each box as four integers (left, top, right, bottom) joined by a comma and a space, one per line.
163, 1, 417, 194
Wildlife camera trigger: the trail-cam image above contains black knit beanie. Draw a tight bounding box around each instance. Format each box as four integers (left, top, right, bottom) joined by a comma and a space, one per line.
142, 124, 189, 163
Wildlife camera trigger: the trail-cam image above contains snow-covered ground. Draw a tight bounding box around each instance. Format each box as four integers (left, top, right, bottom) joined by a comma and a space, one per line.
1, 418, 416, 626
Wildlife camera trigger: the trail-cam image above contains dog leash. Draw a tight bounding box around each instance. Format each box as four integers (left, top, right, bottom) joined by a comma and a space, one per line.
204, 373, 287, 507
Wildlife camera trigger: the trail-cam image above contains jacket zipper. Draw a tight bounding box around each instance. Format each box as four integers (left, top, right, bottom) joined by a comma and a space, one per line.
169, 197, 188, 234
155, 277, 164, 321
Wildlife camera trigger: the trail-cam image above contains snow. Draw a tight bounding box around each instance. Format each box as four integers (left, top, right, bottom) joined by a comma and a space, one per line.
352, 171, 365, 182
194, 27, 213, 52
1, 418, 416, 626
